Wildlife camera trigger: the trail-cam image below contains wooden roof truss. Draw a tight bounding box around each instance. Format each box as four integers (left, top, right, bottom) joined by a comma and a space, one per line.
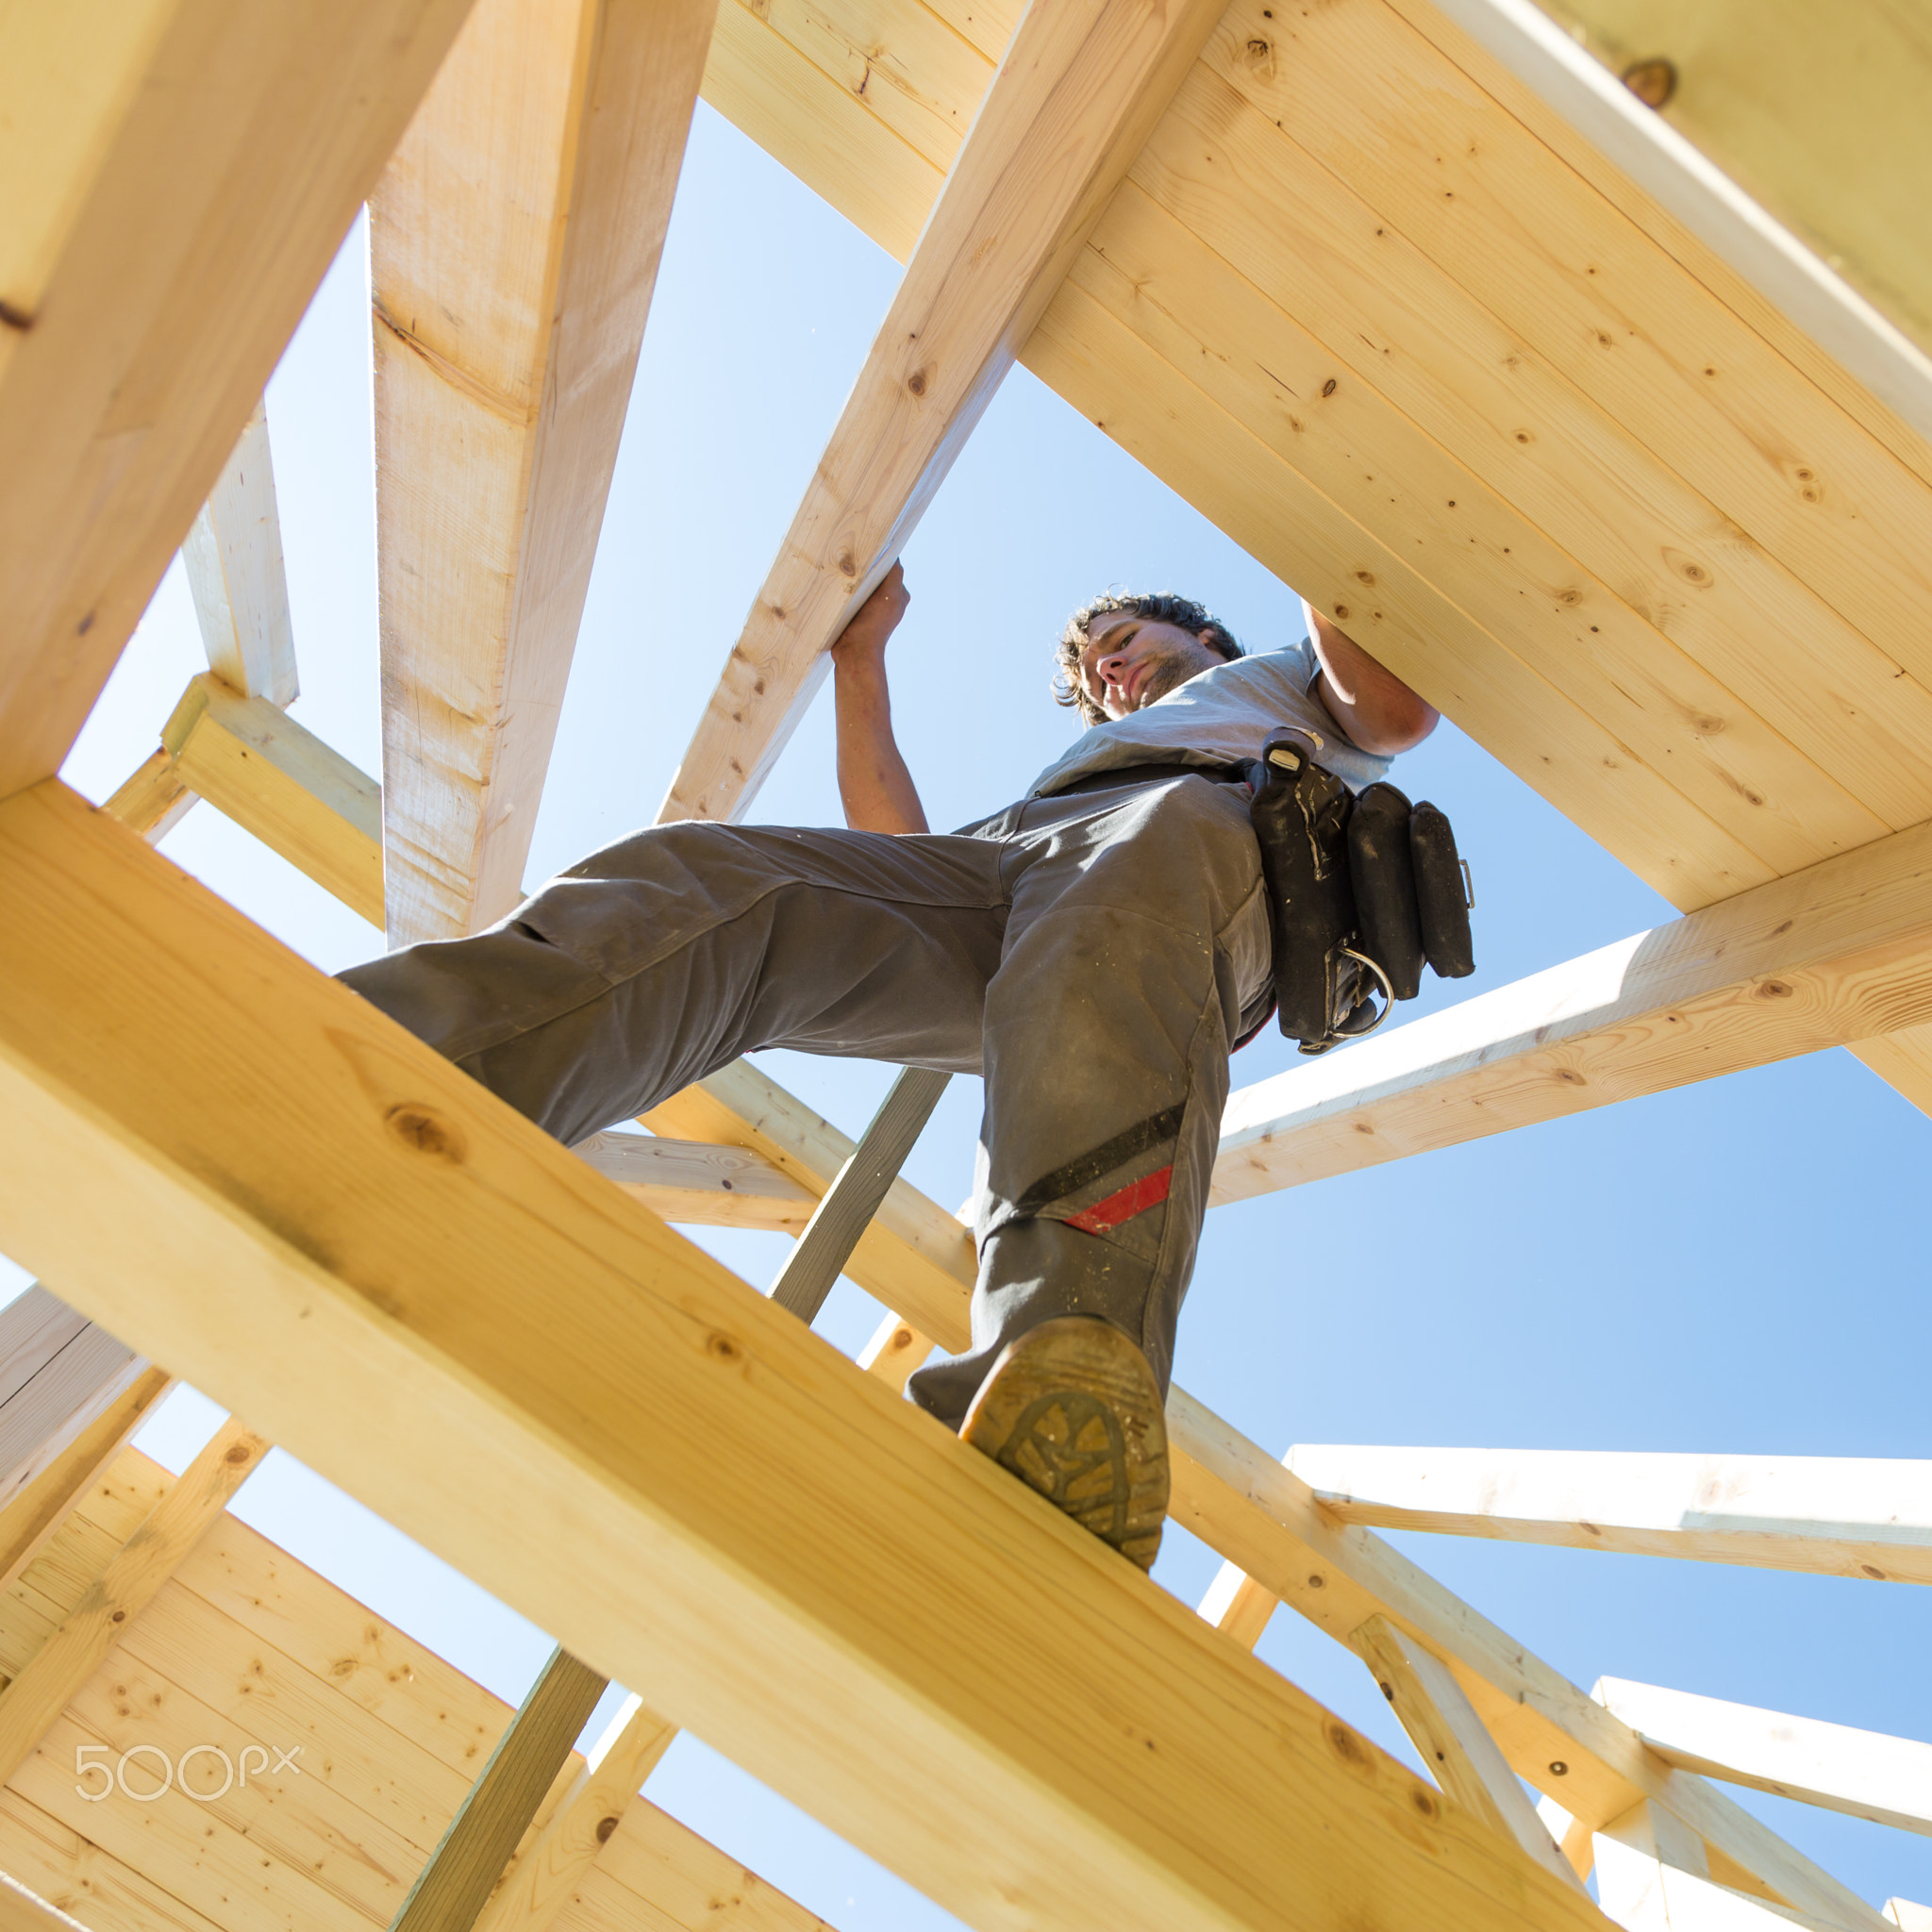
1, 0, 1929, 1926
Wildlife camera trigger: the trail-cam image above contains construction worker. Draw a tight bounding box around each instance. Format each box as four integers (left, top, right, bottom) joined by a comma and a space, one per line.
340, 564, 1436, 1569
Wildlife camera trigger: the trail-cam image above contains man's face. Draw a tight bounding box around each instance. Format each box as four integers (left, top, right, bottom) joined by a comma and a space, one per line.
1078, 609, 1226, 722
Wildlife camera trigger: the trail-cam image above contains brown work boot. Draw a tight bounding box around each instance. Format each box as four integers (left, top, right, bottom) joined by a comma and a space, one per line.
960, 1316, 1169, 1570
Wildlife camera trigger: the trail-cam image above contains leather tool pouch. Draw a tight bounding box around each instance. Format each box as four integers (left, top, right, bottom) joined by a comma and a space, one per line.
1248, 728, 1474, 1054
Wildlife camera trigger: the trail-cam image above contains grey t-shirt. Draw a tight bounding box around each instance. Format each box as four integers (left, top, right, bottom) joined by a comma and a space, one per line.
1026, 641, 1394, 799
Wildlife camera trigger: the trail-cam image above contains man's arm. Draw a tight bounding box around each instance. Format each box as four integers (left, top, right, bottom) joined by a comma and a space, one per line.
1302, 598, 1440, 757
831, 562, 929, 834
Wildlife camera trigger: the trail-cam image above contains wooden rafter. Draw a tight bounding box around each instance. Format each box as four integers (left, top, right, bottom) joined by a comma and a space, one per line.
1594, 1679, 1932, 1838
658, 0, 1229, 823
0, 0, 476, 804
0, 1419, 264, 1786
1211, 819, 1932, 1206
1279, 1445, 1932, 1584
372, 0, 720, 945
0, 781, 1609, 1932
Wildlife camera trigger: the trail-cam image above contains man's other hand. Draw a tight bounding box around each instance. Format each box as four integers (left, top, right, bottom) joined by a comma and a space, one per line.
832, 560, 911, 665
831, 561, 928, 835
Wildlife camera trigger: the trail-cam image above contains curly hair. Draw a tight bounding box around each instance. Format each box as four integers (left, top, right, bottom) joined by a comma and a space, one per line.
1053, 591, 1242, 726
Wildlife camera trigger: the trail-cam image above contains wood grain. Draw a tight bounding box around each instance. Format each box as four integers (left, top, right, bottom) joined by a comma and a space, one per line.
373, 0, 719, 943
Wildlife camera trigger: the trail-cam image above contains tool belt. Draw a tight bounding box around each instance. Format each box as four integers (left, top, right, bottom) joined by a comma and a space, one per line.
1247, 727, 1474, 1055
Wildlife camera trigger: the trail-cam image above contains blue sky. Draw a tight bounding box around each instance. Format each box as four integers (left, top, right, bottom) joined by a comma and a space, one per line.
37, 91, 1932, 1929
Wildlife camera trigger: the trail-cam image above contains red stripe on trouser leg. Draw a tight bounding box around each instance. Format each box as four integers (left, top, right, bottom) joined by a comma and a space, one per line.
1063, 1164, 1173, 1236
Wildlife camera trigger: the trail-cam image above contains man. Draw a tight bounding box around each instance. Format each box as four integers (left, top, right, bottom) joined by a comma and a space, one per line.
340, 566, 1436, 1570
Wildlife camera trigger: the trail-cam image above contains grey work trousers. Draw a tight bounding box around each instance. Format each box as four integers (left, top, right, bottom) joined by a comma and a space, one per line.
338, 767, 1273, 1426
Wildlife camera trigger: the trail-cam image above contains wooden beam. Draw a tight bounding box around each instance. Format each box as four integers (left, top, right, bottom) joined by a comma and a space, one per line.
1194, 1560, 1279, 1653
0, 1873, 92, 1932
574, 1132, 816, 1231
1279, 1445, 1932, 1584
181, 396, 298, 707
391, 1647, 609, 1932
103, 752, 195, 845
0, 1288, 144, 1508
639, 1058, 1881, 1928
372, 0, 719, 944
1849, 1028, 1932, 1123
161, 674, 384, 927
0, 1367, 172, 1596
0, 780, 1611, 1932
0, 1416, 264, 1782
0, 0, 476, 804
658, 0, 1229, 823
1211, 819, 1932, 1208
1888, 1904, 1932, 1932
856, 1313, 935, 1394
1592, 1800, 1851, 1932
1594, 1679, 1932, 1838
472, 1695, 677, 1932
1426, 0, 1932, 432
1352, 1614, 1586, 1893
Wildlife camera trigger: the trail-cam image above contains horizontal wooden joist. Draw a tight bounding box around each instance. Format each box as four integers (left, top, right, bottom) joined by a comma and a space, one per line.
659, 0, 1229, 823
0, 0, 475, 804
1281, 1444, 1932, 1585
1211, 814, 1932, 1206
0, 782, 1608, 1932
575, 1130, 817, 1231
1594, 1678, 1932, 1839
160, 674, 384, 927
643, 1059, 1881, 1930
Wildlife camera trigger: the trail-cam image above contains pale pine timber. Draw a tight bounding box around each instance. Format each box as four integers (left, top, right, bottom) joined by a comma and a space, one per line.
0, 1418, 264, 1784
856, 1312, 935, 1393
1591, 1800, 1849, 1932
373, 0, 720, 944
1279, 1445, 1932, 1584
658, 0, 1231, 823
0, 1873, 89, 1932
0, 1369, 172, 1595
181, 397, 298, 708
1849, 1028, 1932, 1122
1352, 1615, 1586, 1893
1210, 816, 1932, 1208
160, 674, 384, 927
643, 1060, 1879, 1929
1889, 1904, 1932, 1931
1424, 0, 1932, 425
1194, 1561, 1278, 1652
1594, 1679, 1932, 1837
0, 0, 475, 805
471, 1695, 677, 1932
102, 754, 195, 846
0, 781, 1613, 1932
0, 1289, 143, 1513
391, 1647, 608, 1932
574, 1132, 817, 1231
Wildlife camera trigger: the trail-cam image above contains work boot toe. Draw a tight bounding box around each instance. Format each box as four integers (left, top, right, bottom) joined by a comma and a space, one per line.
960, 1315, 1168, 1570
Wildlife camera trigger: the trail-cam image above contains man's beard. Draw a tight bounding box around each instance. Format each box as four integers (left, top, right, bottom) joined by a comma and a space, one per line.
1130, 646, 1208, 711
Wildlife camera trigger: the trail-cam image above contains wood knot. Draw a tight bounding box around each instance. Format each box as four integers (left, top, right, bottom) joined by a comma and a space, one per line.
1621, 57, 1676, 108
1307, 1573, 1325, 1589
1757, 979, 1793, 999
1409, 1786, 1439, 1819
1325, 1720, 1367, 1765
837, 554, 858, 578
1332, 604, 1349, 621
1321, 377, 1337, 396
225, 1442, 254, 1464
1354, 570, 1374, 585
385, 1105, 465, 1163
596, 1816, 621, 1843
907, 369, 927, 396
706, 1332, 743, 1363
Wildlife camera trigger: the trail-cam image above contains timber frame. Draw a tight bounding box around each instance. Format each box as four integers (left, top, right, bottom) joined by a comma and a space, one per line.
3, 0, 1930, 1929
